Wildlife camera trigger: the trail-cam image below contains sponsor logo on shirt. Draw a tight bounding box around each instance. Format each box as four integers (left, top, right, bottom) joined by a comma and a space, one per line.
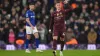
31, 16, 35, 18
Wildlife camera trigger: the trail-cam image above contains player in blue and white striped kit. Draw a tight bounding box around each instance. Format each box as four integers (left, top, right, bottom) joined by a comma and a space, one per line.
25, 3, 43, 53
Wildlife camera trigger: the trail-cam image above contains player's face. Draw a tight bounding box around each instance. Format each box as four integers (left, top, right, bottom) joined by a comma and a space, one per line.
29, 5, 35, 10
55, 3, 61, 10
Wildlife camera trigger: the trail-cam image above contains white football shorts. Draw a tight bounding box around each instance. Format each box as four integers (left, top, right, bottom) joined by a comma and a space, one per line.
26, 26, 38, 34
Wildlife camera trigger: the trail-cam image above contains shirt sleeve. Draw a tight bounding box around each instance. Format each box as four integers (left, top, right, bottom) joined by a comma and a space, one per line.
63, 3, 73, 13
26, 11, 30, 18
64, 6, 73, 13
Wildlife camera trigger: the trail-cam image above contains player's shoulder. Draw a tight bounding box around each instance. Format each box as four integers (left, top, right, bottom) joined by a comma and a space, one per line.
53, 11, 57, 13
61, 9, 65, 12
26, 10, 31, 13
53, 10, 64, 13
51, 11, 57, 14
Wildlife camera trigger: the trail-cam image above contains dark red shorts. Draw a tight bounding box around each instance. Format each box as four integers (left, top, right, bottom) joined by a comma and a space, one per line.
53, 28, 64, 38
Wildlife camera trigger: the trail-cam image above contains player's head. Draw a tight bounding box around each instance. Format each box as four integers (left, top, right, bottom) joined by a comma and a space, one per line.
55, 1, 61, 10
29, 3, 35, 10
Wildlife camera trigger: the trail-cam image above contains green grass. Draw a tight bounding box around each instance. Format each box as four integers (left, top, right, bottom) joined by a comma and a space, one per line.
0, 50, 100, 56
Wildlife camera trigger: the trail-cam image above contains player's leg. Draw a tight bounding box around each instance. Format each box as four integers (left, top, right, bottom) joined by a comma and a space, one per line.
25, 34, 31, 53
53, 36, 58, 56
60, 33, 65, 56
25, 26, 32, 53
60, 36, 65, 51
33, 27, 43, 52
52, 30, 58, 56
34, 32, 43, 52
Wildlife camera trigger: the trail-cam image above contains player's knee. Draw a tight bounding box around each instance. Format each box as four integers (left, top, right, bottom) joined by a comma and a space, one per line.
34, 32, 39, 38
27, 35, 31, 39
53, 36, 58, 40
60, 38, 64, 41
60, 36, 64, 41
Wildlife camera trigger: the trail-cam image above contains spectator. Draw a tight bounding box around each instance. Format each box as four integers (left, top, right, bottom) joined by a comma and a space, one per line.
77, 31, 88, 44
88, 2, 94, 14
98, 19, 100, 26
8, 29, 15, 44
1, 10, 7, 19
3, 24, 9, 44
65, 28, 75, 42
84, 24, 89, 32
2, 0, 11, 13
94, 12, 100, 21
80, 9, 89, 21
94, 4, 100, 13
88, 28, 97, 44
74, 29, 80, 39
78, 19, 85, 31
89, 19, 95, 28
17, 29, 25, 40
38, 23, 46, 43
70, 12, 78, 20
0, 28, 5, 43
22, 0, 27, 7
69, 18, 75, 30
0, 27, 6, 49
89, 10, 95, 20
77, 31, 88, 49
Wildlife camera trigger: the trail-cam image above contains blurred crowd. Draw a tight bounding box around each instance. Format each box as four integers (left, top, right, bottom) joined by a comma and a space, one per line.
0, 0, 100, 46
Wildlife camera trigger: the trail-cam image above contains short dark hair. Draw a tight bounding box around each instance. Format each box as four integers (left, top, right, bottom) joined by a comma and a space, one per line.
55, 1, 60, 4
54, 1, 61, 6
29, 2, 35, 5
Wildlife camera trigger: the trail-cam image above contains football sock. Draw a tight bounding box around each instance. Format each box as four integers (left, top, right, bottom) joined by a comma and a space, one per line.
35, 38, 40, 48
53, 39, 57, 50
26, 39, 29, 49
61, 41, 64, 51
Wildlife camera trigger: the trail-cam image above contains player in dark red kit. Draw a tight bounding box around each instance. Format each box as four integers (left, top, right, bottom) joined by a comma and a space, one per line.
49, 0, 76, 56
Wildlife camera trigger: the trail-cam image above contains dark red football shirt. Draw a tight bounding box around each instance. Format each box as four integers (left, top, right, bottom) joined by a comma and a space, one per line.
50, 8, 72, 32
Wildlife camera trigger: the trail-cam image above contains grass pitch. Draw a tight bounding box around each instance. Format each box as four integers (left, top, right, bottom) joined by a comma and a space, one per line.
0, 50, 100, 56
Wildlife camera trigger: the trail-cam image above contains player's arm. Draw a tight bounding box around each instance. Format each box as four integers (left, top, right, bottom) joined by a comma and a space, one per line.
26, 12, 34, 29
63, 0, 75, 13
26, 18, 33, 27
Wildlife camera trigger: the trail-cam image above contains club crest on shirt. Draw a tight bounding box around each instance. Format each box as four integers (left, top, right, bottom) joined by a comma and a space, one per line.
26, 14, 28, 17
57, 13, 59, 16
60, 12, 62, 15
56, 12, 63, 18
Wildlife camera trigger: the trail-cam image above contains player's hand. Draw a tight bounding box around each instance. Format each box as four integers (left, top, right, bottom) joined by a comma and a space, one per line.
49, 29, 51, 33
31, 26, 34, 29
64, 0, 69, 4
63, 32, 66, 36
